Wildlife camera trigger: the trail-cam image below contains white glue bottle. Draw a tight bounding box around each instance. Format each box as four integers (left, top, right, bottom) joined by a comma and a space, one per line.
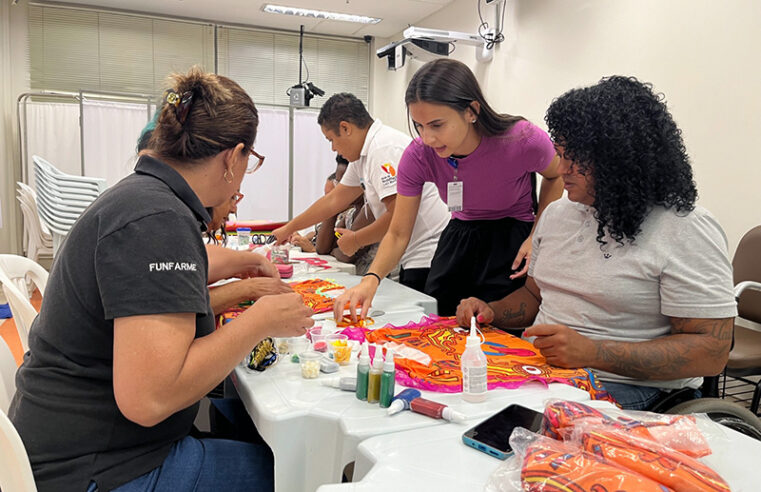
461, 316, 488, 402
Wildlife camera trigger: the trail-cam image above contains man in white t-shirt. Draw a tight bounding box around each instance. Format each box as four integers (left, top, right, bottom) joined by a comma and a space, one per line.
273, 93, 449, 291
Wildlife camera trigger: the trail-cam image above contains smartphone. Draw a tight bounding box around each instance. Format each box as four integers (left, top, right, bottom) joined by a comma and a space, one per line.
462, 404, 545, 459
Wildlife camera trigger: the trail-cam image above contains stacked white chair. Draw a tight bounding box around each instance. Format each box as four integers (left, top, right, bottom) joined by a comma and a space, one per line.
0, 407, 37, 492
32, 155, 106, 255
0, 255, 49, 354
16, 182, 54, 263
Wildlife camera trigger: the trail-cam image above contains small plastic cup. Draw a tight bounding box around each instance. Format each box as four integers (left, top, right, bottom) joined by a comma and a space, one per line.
308, 327, 328, 353
326, 334, 351, 365
271, 244, 290, 264
299, 351, 322, 379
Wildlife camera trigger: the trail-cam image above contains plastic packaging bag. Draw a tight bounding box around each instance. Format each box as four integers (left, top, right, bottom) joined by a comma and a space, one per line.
486, 427, 672, 492
542, 399, 712, 457
568, 423, 729, 492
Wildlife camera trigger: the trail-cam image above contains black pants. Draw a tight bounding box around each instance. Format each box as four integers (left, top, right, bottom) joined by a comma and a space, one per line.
398, 266, 430, 293
424, 217, 533, 316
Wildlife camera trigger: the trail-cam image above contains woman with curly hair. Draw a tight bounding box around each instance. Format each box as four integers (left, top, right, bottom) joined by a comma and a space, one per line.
457, 76, 737, 410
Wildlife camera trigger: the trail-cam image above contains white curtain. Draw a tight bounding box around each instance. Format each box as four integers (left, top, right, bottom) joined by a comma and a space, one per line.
24, 101, 81, 187
82, 99, 151, 187
292, 109, 337, 218
237, 107, 290, 222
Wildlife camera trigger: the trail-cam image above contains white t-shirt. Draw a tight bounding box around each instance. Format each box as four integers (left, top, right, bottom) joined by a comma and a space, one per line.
341, 119, 449, 269
528, 197, 737, 390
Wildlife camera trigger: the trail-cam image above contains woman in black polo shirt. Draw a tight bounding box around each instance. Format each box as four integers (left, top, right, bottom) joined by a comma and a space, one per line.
9, 67, 314, 492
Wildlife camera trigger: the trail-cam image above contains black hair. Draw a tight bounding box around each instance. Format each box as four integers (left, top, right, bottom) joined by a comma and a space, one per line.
405, 59, 523, 137
545, 75, 697, 246
335, 154, 349, 166
317, 93, 373, 134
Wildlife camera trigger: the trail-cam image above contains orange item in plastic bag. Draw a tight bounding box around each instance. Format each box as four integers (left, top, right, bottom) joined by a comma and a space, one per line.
582, 429, 729, 492
521, 435, 672, 492
543, 400, 711, 458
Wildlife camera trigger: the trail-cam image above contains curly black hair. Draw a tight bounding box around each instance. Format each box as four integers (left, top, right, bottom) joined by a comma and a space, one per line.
545, 76, 697, 246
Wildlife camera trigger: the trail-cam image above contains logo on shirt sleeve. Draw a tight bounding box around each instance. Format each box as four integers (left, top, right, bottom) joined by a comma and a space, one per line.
380, 162, 397, 188
148, 261, 198, 272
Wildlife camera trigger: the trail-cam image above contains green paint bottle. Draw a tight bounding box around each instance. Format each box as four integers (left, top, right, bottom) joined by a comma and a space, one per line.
356, 342, 370, 401
379, 349, 396, 408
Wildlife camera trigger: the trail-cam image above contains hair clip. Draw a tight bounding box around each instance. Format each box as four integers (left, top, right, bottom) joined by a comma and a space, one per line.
164, 89, 194, 124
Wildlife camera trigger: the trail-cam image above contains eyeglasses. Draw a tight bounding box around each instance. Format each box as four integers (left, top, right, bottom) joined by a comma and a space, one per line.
232, 192, 244, 205
247, 149, 265, 174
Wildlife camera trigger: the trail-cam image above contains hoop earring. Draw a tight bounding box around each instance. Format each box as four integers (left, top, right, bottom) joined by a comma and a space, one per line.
224, 169, 234, 184
471, 119, 477, 123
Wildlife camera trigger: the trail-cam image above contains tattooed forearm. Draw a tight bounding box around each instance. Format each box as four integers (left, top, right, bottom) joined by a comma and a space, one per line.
488, 285, 540, 329
594, 340, 693, 380
591, 317, 733, 380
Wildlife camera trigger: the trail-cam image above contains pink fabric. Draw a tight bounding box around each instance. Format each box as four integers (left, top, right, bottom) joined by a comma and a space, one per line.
396, 120, 555, 222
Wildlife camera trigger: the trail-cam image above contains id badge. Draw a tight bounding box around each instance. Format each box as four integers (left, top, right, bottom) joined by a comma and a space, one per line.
447, 181, 463, 212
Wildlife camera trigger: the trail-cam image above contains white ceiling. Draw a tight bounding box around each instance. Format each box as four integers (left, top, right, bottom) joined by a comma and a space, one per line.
55, 0, 456, 38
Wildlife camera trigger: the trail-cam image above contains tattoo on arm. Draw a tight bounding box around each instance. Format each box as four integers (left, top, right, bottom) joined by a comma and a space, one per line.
497, 302, 527, 326
592, 317, 733, 380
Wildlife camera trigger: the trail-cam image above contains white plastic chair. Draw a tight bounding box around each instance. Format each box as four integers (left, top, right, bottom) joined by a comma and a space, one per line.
0, 408, 37, 492
32, 155, 106, 255
16, 198, 54, 264
0, 337, 17, 414
0, 255, 48, 353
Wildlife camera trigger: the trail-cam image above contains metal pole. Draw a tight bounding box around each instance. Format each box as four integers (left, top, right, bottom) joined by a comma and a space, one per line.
79, 90, 85, 176
288, 106, 295, 220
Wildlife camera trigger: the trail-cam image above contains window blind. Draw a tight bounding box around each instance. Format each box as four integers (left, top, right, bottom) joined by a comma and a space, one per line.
29, 5, 215, 95
217, 26, 370, 108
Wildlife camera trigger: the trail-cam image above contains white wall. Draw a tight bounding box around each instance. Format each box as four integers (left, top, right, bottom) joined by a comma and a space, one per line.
0, 0, 30, 255
371, 0, 761, 256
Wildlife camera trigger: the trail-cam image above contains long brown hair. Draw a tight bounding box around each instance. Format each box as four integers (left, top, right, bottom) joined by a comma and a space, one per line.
405, 59, 523, 137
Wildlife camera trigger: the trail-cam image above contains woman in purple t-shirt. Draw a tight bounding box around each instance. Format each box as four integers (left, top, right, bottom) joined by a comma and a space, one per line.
335, 59, 563, 318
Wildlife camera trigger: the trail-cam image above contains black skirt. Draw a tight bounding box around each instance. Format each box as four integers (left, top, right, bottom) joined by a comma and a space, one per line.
424, 217, 533, 316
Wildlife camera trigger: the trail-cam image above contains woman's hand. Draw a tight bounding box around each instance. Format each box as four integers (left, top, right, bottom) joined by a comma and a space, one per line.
456, 297, 495, 327
237, 252, 280, 279
290, 232, 316, 253
272, 225, 292, 245
509, 236, 532, 279
335, 228, 360, 256
243, 278, 293, 299
333, 276, 379, 322
249, 292, 314, 337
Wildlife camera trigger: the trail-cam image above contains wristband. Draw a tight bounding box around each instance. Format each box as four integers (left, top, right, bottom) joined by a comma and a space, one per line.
363, 272, 381, 284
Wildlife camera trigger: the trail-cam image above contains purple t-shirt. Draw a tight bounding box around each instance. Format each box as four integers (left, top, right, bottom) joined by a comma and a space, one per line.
397, 120, 554, 221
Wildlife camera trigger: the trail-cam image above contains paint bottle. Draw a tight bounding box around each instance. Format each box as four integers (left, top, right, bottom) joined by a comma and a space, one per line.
379, 349, 396, 408
356, 342, 370, 401
461, 316, 488, 403
367, 346, 384, 404
409, 397, 466, 422
387, 388, 422, 416
321, 377, 357, 391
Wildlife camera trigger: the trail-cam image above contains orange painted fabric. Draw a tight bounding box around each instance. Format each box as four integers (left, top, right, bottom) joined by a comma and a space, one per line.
364, 315, 615, 402
521, 435, 672, 492
582, 429, 729, 492
543, 401, 711, 458
289, 278, 344, 314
